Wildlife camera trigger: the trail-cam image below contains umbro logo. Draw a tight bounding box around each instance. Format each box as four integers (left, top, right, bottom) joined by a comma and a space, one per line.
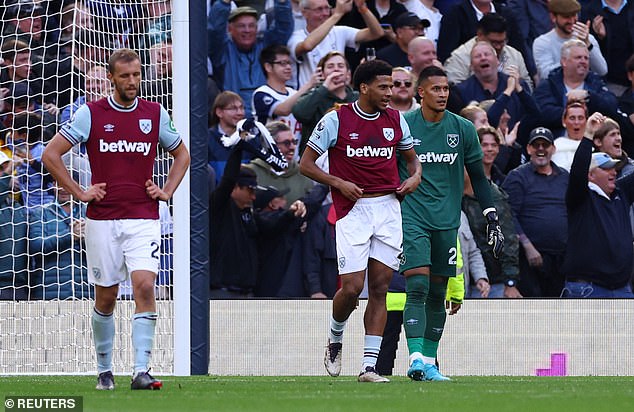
104, 124, 114, 132
349, 132, 359, 140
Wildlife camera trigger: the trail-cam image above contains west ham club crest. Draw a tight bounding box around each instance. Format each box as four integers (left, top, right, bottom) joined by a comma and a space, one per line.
446, 133, 459, 148
139, 119, 152, 134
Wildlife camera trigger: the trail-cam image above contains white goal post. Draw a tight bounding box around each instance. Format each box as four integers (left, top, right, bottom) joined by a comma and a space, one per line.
170, 0, 191, 377
0, 0, 191, 376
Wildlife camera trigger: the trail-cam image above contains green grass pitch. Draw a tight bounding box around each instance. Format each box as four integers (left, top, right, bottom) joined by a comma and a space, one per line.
1, 375, 633, 412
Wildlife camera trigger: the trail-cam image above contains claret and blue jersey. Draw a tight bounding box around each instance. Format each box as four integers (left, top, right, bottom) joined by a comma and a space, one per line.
307, 101, 414, 218
59, 96, 181, 220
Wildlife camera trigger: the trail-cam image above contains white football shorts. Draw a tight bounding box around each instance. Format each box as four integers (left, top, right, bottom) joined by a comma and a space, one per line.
85, 218, 161, 287
335, 193, 402, 274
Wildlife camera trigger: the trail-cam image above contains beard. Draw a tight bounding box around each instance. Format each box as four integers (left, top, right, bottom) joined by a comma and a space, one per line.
115, 84, 138, 104
390, 94, 410, 105
556, 21, 573, 35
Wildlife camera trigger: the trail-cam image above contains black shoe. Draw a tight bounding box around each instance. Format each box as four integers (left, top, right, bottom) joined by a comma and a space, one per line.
96, 371, 115, 390
130, 369, 162, 390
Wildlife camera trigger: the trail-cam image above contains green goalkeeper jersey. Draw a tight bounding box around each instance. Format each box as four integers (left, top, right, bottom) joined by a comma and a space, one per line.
399, 109, 482, 230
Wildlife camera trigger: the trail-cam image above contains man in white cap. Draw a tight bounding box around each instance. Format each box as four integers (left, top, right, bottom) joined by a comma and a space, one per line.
561, 111, 634, 298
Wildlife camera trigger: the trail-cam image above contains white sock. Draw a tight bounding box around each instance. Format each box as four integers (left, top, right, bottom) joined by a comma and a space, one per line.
422, 356, 436, 365
409, 352, 423, 366
328, 316, 346, 343
92, 308, 115, 374
361, 335, 382, 370
132, 312, 157, 374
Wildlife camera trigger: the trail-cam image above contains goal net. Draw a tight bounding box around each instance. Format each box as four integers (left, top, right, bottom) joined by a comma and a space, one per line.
0, 0, 178, 375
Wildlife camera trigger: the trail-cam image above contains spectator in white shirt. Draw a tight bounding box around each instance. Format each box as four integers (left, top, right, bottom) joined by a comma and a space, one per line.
288, 0, 384, 88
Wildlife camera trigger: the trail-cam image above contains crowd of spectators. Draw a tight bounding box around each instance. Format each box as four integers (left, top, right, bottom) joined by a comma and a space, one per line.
0, 0, 176, 300
3, 0, 634, 300
204, 0, 634, 299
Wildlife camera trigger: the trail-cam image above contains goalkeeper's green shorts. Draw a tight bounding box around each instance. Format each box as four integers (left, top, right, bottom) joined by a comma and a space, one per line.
401, 227, 457, 277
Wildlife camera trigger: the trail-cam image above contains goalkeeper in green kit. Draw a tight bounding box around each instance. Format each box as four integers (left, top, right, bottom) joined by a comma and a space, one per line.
398, 66, 504, 381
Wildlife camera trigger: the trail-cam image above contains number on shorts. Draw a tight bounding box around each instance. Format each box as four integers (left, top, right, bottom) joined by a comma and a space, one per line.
150, 241, 160, 260
448, 247, 457, 265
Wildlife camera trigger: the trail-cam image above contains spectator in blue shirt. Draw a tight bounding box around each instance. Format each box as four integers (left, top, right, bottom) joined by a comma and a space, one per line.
502, 127, 569, 297
60, 65, 111, 124
209, 91, 253, 184
532, 39, 618, 138
0, 152, 28, 300
29, 181, 91, 300
208, 0, 294, 116
451, 41, 539, 132
11, 112, 55, 210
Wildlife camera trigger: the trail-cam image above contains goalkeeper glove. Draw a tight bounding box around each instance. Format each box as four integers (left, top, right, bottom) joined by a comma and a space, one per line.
485, 210, 504, 259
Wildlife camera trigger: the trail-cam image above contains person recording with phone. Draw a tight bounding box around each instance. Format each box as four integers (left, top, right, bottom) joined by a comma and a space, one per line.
0, 151, 29, 300
11, 112, 56, 210
335, 0, 410, 59
376, 13, 430, 69
293, 51, 358, 156
366, 47, 376, 61
288, 0, 384, 88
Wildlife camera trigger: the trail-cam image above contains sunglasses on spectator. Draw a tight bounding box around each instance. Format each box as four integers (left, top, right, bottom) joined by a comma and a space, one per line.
393, 81, 412, 88
277, 138, 299, 148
